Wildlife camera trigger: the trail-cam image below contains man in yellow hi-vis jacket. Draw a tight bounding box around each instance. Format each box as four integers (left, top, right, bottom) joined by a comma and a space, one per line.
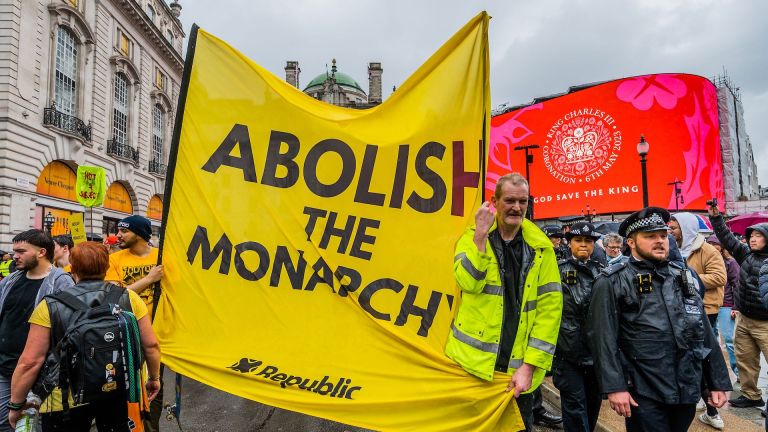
446, 172, 563, 430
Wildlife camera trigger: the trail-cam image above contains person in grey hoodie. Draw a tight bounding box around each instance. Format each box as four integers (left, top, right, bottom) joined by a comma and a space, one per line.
0, 229, 74, 432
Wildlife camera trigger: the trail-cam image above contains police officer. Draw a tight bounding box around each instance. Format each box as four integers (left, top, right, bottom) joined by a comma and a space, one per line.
554, 222, 603, 431
587, 207, 731, 432
544, 226, 568, 261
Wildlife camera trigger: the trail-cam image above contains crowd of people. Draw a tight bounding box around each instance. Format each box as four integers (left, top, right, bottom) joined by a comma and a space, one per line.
2, 172, 768, 432
449, 172, 768, 432
0, 215, 164, 432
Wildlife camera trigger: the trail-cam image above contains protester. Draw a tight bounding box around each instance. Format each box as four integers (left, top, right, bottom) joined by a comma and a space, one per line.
670, 213, 727, 322
0, 230, 74, 432
588, 207, 731, 431
553, 222, 603, 431
51, 234, 73, 272
446, 172, 563, 430
104, 215, 164, 431
0, 253, 12, 279
7, 242, 161, 431
761, 260, 768, 307
670, 213, 727, 428
710, 204, 768, 408
603, 233, 624, 264
707, 235, 740, 377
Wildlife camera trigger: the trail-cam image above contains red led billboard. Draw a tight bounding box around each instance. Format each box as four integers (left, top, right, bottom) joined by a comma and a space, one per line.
488, 74, 724, 219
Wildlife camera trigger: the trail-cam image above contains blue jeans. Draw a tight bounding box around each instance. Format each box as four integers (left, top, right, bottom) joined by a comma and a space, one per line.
0, 374, 12, 432
718, 307, 738, 376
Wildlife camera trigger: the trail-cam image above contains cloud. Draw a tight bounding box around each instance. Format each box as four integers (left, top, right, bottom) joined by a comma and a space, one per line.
178, 0, 767, 188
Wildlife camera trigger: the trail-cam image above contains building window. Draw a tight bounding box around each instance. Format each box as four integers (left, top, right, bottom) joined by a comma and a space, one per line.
166, 29, 174, 45
152, 104, 164, 162
155, 68, 166, 90
112, 73, 129, 144
146, 4, 155, 22
54, 27, 78, 115
118, 30, 132, 57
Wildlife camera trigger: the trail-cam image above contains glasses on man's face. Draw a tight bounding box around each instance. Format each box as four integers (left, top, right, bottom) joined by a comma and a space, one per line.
606, 245, 622, 251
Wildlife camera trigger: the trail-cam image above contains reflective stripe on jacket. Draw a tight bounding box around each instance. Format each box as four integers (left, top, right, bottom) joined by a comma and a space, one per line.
445, 218, 562, 390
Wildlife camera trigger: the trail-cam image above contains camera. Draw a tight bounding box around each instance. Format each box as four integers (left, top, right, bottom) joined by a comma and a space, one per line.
706, 198, 718, 207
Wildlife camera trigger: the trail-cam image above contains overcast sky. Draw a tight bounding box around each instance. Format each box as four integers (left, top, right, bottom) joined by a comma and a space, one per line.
176, 0, 767, 187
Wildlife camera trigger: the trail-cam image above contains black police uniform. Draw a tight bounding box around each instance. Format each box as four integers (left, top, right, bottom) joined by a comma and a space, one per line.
554, 256, 603, 432
587, 208, 732, 432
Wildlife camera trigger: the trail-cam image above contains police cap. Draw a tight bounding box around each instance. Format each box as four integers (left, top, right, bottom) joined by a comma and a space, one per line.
542, 225, 564, 238
565, 222, 601, 241
619, 207, 671, 237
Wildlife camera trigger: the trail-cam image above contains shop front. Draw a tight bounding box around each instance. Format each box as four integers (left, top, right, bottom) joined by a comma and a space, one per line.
35, 161, 84, 235
102, 181, 134, 236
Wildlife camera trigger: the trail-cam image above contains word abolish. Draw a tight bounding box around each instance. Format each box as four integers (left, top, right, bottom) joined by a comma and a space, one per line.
201, 125, 480, 217
187, 225, 454, 337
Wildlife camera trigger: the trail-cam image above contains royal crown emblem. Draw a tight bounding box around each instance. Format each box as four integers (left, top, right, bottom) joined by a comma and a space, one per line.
561, 127, 597, 163
542, 110, 619, 183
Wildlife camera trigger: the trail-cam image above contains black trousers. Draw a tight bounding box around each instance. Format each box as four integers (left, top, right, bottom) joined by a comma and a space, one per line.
516, 387, 546, 431
625, 393, 696, 432
553, 360, 601, 432
144, 364, 164, 432
41, 398, 131, 432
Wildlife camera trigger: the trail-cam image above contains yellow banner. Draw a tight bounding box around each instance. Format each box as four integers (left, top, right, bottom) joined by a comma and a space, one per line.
155, 12, 521, 431
69, 213, 87, 245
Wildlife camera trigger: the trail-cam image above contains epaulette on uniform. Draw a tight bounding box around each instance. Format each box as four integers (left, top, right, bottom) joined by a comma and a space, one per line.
601, 261, 627, 276
668, 261, 685, 271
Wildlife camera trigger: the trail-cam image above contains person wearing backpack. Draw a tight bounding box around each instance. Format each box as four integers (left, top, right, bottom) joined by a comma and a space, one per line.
7, 242, 161, 431
0, 230, 73, 432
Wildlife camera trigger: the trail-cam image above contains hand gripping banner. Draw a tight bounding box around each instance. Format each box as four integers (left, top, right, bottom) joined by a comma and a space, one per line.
156, 12, 523, 431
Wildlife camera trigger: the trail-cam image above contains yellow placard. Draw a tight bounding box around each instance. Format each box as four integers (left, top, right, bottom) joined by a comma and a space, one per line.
155, 13, 521, 431
76, 166, 106, 208
69, 213, 87, 245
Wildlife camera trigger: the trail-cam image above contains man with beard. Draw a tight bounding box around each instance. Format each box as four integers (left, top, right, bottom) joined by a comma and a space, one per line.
446, 172, 563, 430
588, 208, 731, 432
554, 222, 603, 431
0, 230, 73, 432
104, 215, 164, 431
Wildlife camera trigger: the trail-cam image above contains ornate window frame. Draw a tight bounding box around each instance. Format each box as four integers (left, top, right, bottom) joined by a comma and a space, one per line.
46, 2, 94, 120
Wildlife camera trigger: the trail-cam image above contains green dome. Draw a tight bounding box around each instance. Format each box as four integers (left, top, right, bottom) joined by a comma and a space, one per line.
304, 71, 365, 94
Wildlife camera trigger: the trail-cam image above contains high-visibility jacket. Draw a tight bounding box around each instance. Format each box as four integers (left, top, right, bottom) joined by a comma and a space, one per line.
0, 260, 11, 277
445, 218, 562, 392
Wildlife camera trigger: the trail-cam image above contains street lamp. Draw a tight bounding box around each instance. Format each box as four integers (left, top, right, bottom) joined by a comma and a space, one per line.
637, 135, 650, 208
581, 204, 597, 223
43, 211, 55, 234
514, 144, 540, 220
667, 180, 684, 211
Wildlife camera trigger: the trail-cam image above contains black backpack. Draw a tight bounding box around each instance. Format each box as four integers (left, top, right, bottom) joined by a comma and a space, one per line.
34, 284, 144, 408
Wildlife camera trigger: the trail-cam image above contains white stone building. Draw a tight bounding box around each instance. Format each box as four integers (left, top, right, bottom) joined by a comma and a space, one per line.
0, 0, 184, 249
284, 59, 383, 109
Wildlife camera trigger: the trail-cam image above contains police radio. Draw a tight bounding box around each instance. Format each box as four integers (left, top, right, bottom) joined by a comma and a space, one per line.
678, 268, 698, 298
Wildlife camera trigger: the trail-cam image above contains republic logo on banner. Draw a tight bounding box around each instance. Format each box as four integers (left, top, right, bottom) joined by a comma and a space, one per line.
155, 12, 524, 432
75, 166, 106, 207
